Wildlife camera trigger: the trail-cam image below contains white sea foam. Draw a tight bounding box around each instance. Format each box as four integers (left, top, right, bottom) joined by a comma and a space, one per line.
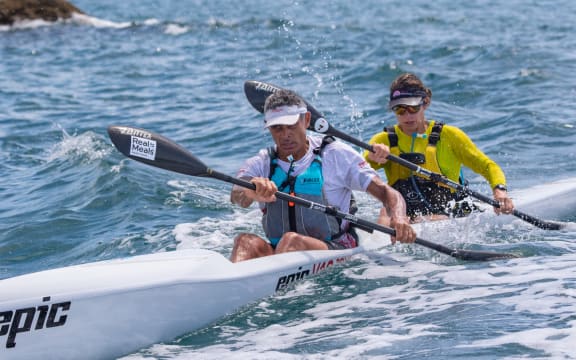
0, 13, 132, 31
461, 321, 576, 359
0, 18, 54, 31
46, 127, 110, 163
165, 24, 189, 36
70, 13, 131, 28
173, 208, 262, 253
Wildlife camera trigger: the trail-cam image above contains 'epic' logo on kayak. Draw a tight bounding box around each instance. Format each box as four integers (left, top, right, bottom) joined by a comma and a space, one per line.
276, 266, 310, 291
275, 256, 350, 291
0, 296, 71, 349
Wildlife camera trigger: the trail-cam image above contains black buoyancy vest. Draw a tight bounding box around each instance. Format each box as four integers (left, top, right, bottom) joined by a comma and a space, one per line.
385, 123, 467, 217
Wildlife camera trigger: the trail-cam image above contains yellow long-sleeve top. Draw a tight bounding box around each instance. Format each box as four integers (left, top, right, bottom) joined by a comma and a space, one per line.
363, 120, 506, 189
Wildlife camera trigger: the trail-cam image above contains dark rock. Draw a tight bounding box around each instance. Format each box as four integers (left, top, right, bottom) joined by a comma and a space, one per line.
0, 0, 84, 25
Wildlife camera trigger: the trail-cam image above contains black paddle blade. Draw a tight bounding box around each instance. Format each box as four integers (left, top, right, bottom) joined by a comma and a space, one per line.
450, 248, 519, 261
451, 249, 521, 261
107, 125, 210, 177
244, 80, 329, 132
415, 238, 518, 261
243, 80, 280, 113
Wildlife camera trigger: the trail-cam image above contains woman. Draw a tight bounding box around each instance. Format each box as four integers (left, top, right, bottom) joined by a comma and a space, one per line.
364, 73, 514, 223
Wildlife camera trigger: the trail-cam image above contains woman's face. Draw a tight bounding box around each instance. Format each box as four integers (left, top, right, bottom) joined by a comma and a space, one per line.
393, 99, 429, 134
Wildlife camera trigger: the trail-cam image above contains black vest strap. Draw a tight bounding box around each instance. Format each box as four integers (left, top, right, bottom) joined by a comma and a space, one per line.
384, 122, 446, 177
313, 135, 336, 155
385, 126, 398, 147
267, 146, 277, 180
428, 122, 444, 146
385, 123, 444, 147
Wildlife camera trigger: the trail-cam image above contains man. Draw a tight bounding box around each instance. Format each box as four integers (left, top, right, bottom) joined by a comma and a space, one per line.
365, 73, 514, 223
230, 89, 416, 262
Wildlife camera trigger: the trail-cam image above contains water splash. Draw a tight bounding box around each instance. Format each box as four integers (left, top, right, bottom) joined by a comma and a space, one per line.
46, 127, 110, 163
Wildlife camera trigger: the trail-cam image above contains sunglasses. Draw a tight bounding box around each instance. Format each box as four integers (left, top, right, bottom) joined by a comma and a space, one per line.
391, 102, 423, 116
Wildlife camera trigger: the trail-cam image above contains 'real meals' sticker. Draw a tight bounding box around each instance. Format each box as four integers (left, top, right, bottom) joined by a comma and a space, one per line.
130, 136, 157, 160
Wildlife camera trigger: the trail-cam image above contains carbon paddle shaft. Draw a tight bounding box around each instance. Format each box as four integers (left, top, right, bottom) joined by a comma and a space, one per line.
108, 125, 518, 261
243, 80, 564, 231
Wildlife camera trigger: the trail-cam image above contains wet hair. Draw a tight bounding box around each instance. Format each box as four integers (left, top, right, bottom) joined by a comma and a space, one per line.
264, 89, 306, 112
390, 73, 432, 104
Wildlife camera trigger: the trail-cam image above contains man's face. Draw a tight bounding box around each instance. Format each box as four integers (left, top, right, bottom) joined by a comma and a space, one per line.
268, 113, 310, 160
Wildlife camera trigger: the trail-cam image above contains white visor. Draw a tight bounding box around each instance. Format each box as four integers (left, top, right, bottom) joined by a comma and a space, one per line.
388, 89, 427, 109
389, 96, 423, 109
264, 105, 307, 128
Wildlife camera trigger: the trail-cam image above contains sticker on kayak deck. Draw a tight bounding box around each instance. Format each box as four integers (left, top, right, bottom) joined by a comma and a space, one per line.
130, 136, 156, 160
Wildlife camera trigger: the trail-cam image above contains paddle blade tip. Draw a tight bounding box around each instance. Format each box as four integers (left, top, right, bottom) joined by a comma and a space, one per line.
452, 250, 521, 262
243, 80, 283, 114
488, 253, 521, 261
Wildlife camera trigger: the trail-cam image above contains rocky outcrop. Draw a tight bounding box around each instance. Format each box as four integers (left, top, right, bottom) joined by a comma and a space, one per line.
0, 0, 84, 25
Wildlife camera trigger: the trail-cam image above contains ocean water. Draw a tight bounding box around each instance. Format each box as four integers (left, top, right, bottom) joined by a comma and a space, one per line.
1, 0, 576, 359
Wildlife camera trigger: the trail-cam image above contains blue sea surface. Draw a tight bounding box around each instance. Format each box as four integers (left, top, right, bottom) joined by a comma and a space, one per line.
1, 0, 576, 359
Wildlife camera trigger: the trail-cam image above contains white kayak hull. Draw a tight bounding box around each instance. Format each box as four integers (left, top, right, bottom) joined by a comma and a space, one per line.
476, 176, 576, 226
0, 240, 387, 360
508, 177, 576, 219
